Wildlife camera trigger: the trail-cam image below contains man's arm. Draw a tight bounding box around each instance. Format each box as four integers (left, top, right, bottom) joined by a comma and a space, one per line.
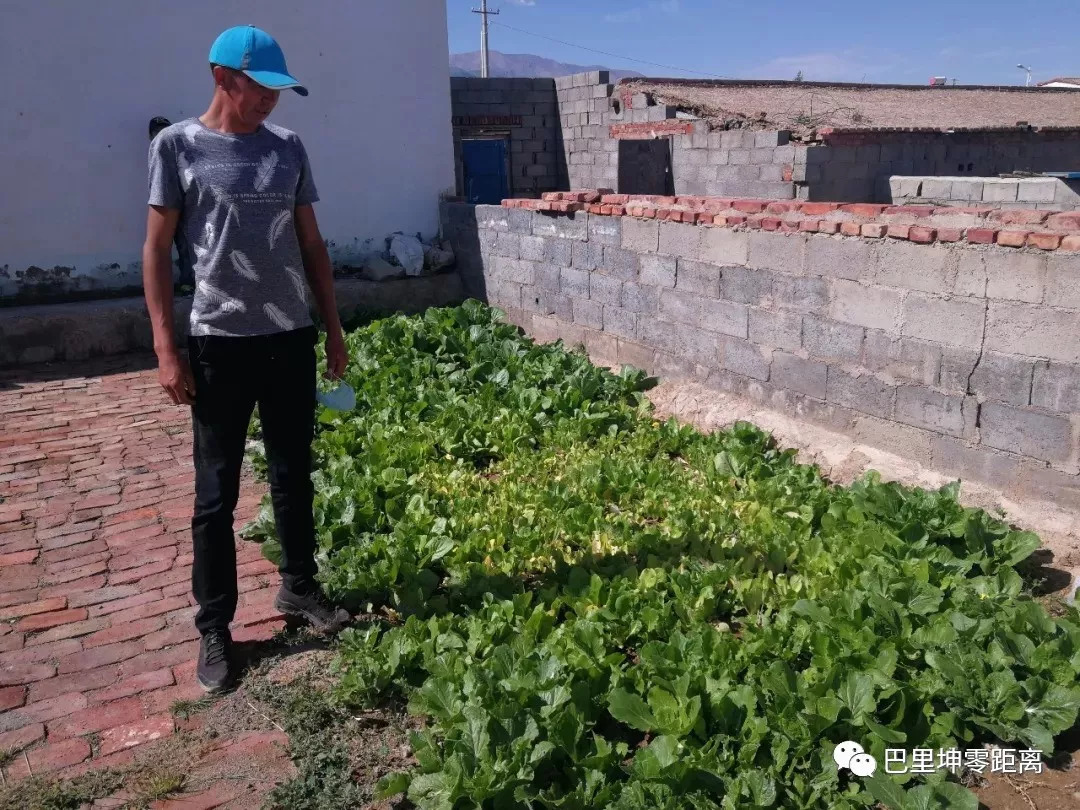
294, 204, 347, 379
143, 205, 195, 405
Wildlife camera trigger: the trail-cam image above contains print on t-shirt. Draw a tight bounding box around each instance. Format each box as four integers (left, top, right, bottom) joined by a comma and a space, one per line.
148, 119, 320, 337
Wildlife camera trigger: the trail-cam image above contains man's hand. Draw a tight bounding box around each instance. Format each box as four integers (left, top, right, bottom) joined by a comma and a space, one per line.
158, 351, 196, 406
325, 329, 348, 381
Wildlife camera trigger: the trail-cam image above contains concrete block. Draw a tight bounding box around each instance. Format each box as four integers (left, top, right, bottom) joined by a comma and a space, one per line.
772, 352, 827, 398
939, 346, 980, 393
528, 288, 573, 320
930, 436, 1022, 491
803, 315, 865, 362
984, 252, 1045, 304
728, 149, 751, 165
617, 339, 657, 373
573, 298, 604, 330
640, 318, 679, 356
983, 181, 1018, 203
1016, 179, 1057, 203
674, 259, 721, 297
854, 416, 934, 467
659, 288, 701, 325
969, 351, 1036, 406
1045, 253, 1080, 309
748, 232, 807, 274
560, 267, 590, 298
721, 266, 773, 306
1032, 362, 1080, 412
751, 149, 777, 165
585, 328, 620, 366
495, 232, 522, 259
708, 150, 731, 166
497, 257, 536, 285
862, 331, 940, 385
588, 215, 622, 246
572, 240, 604, 272
519, 235, 546, 263
874, 241, 952, 294
902, 293, 986, 349
805, 235, 872, 282
987, 302, 1080, 363
826, 367, 896, 418
749, 308, 802, 351
532, 261, 562, 292
542, 238, 573, 268
639, 254, 677, 288
919, 178, 952, 199
980, 403, 1074, 463
894, 385, 969, 437
659, 222, 705, 259
533, 211, 588, 241
475, 205, 510, 231
675, 324, 722, 365
827, 279, 905, 333
590, 274, 623, 307
603, 306, 638, 341
506, 208, 534, 235
599, 246, 640, 281
699, 298, 750, 338
701, 228, 749, 266
773, 275, 828, 314
621, 281, 660, 314
953, 253, 987, 298
721, 337, 772, 380
621, 218, 660, 253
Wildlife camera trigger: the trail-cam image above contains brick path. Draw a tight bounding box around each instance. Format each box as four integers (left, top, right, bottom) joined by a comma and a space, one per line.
0, 354, 288, 791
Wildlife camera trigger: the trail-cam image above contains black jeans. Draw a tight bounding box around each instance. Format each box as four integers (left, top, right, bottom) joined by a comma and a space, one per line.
188, 325, 319, 635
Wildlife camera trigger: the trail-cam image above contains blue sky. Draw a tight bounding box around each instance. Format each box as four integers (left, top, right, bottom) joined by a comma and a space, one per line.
446, 0, 1080, 85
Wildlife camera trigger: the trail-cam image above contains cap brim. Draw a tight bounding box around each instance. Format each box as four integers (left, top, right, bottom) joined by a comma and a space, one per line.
243, 69, 308, 96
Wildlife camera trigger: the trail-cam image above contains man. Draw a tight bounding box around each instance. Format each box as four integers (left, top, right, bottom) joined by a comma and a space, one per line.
143, 24, 351, 694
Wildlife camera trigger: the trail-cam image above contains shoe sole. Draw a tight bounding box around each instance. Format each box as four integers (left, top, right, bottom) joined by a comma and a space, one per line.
197, 672, 231, 694
274, 598, 348, 634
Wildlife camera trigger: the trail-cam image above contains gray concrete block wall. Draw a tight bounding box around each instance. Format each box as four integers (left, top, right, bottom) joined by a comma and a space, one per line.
556, 72, 618, 191
442, 200, 1080, 508
670, 128, 796, 199
803, 133, 1080, 204
889, 176, 1080, 211
450, 77, 561, 198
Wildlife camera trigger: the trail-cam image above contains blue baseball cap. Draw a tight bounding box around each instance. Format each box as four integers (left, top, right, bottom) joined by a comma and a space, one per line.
209, 25, 308, 96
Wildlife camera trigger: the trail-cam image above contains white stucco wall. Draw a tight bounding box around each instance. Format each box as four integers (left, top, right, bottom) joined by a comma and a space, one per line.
0, 0, 454, 300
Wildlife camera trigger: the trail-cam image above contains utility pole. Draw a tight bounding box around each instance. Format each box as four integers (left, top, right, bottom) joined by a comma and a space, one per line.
472, 0, 499, 79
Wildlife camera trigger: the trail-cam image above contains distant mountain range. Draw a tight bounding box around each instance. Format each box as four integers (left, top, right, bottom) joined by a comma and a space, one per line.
450, 51, 644, 82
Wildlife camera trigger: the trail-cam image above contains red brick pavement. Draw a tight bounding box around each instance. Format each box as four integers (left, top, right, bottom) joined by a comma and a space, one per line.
0, 355, 286, 785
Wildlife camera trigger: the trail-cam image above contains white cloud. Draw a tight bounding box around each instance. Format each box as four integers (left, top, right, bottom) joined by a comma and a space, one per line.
746, 49, 899, 83
605, 9, 643, 22
606, 0, 677, 23
506, 0, 536, 5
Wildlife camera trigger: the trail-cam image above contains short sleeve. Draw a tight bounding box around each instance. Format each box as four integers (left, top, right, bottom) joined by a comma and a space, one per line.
294, 137, 319, 206
148, 134, 183, 209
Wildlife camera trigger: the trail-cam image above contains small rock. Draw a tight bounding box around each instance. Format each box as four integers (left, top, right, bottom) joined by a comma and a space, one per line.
360, 256, 405, 282
424, 244, 455, 273
390, 234, 425, 276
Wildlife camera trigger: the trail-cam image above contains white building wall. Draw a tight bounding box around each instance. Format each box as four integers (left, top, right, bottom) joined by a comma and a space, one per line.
0, 0, 454, 299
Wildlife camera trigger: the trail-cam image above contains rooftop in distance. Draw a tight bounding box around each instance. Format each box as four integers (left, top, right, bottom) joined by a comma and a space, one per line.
619, 78, 1080, 136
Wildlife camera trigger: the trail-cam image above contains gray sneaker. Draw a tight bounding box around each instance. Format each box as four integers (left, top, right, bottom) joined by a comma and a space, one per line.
197, 629, 234, 693
273, 585, 351, 633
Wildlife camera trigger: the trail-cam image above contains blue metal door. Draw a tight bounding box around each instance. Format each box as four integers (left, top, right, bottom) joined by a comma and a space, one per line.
462, 138, 509, 205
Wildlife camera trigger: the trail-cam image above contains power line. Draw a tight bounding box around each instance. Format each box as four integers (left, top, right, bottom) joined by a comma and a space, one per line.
487, 20, 729, 79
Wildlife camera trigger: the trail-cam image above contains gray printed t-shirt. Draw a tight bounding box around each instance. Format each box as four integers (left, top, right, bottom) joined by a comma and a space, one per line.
148, 118, 318, 337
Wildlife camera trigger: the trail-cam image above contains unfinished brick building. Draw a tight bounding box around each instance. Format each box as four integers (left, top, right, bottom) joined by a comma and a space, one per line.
451, 73, 1080, 207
